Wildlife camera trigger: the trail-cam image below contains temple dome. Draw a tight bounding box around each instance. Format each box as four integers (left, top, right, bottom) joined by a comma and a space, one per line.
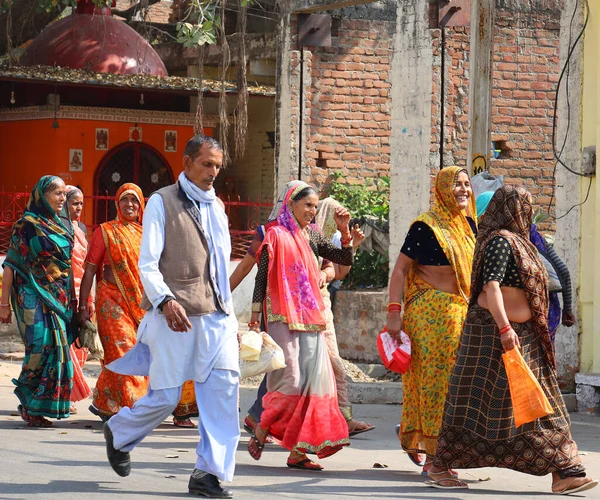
20, 13, 167, 76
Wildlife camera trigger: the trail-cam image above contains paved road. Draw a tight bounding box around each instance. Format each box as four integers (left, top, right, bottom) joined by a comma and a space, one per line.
0, 358, 599, 500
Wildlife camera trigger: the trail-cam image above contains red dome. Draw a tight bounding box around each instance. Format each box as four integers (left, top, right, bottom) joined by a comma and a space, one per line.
20, 13, 167, 76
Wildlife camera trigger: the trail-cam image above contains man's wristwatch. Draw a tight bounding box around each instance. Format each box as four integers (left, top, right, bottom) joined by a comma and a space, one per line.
158, 297, 174, 312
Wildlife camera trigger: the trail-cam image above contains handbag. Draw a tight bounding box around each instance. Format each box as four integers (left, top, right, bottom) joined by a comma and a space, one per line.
539, 253, 562, 293
240, 332, 286, 379
75, 320, 104, 358
377, 328, 411, 374
502, 347, 554, 427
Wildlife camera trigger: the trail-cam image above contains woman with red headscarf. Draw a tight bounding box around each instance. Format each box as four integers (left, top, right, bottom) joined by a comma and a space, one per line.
78, 183, 148, 421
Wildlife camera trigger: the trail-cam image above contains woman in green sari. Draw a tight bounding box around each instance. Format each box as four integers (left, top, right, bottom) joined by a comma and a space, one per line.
0, 175, 75, 427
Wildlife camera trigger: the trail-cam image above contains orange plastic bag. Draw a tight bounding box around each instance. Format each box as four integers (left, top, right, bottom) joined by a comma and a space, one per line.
502, 347, 554, 427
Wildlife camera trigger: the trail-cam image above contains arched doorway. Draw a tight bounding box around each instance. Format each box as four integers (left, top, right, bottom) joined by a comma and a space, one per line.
93, 142, 174, 224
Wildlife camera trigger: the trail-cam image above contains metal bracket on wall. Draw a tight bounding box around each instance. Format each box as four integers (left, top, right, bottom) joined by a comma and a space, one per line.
297, 14, 332, 49
582, 145, 596, 176
438, 0, 471, 28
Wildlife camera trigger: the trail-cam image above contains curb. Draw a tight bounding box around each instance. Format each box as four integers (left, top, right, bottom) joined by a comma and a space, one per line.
348, 381, 403, 405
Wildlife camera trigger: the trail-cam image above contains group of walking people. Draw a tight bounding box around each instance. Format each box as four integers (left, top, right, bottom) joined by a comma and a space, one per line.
387, 166, 596, 494
0, 139, 596, 497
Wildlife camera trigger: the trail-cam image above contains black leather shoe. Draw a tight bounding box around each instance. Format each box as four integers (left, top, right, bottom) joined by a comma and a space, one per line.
188, 470, 233, 498
103, 422, 131, 477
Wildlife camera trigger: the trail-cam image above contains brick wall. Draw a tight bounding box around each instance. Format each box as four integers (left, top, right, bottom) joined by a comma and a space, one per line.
115, 0, 172, 24
431, 8, 561, 229
287, 12, 395, 191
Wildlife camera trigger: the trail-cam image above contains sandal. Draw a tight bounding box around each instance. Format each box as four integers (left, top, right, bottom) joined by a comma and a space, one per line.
423, 462, 458, 478
173, 417, 197, 428
247, 427, 267, 461
287, 456, 324, 471
70, 403, 78, 415
17, 405, 30, 423
243, 416, 274, 444
347, 420, 376, 437
425, 471, 468, 490
27, 415, 53, 428
407, 452, 426, 467
552, 477, 598, 495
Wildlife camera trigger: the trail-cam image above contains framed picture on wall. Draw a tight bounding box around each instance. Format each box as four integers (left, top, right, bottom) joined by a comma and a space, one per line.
69, 149, 83, 172
165, 130, 177, 152
129, 126, 142, 142
96, 128, 109, 150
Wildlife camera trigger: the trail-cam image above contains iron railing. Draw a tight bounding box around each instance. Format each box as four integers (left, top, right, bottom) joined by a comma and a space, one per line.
0, 189, 272, 260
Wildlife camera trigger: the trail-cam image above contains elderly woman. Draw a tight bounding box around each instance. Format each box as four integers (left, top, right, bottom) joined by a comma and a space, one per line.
386, 166, 477, 474
0, 175, 75, 427
64, 186, 93, 414
78, 183, 148, 421
247, 181, 355, 471
314, 197, 373, 436
428, 186, 597, 495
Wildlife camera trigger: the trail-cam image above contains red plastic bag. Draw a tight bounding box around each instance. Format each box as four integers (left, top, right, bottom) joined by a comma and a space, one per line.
377, 328, 411, 374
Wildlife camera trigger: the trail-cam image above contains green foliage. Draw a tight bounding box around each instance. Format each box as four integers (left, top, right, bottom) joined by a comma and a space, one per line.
327, 172, 389, 223
327, 172, 390, 289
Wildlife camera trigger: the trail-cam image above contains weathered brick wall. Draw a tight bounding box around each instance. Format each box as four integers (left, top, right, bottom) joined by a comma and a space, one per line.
287, 6, 396, 191
115, 0, 172, 24
431, 7, 561, 229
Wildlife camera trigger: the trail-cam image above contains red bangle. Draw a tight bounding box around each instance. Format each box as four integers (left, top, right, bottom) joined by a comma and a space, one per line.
388, 303, 402, 313
499, 324, 511, 335
248, 321, 260, 328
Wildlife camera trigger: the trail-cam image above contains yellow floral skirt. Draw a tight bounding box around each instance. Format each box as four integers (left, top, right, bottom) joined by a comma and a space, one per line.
399, 274, 467, 457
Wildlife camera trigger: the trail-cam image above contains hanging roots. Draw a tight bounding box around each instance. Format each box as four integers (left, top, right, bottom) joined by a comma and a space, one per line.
234, 2, 248, 161
194, 44, 206, 135
218, 0, 230, 167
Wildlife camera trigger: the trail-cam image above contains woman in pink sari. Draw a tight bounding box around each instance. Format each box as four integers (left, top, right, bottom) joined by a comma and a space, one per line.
65, 186, 93, 413
247, 181, 355, 471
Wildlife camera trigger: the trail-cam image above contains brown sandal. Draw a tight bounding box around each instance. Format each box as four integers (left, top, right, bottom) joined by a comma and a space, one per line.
27, 415, 53, 428
17, 405, 30, 423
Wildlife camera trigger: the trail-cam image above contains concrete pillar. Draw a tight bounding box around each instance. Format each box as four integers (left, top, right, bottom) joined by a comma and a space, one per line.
555, 0, 585, 390
389, 0, 434, 266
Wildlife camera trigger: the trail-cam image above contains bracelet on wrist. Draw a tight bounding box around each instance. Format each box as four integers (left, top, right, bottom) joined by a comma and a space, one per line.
248, 321, 260, 328
0, 303, 10, 308
499, 324, 512, 335
388, 302, 402, 313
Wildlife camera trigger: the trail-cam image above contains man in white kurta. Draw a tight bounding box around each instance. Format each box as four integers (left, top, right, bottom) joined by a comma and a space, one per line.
103, 136, 240, 499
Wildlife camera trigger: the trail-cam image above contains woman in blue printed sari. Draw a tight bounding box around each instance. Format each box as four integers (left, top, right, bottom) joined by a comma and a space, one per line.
0, 175, 75, 427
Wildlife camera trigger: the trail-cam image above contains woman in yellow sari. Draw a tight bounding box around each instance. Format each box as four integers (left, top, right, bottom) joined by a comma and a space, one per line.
386, 166, 476, 474
78, 183, 148, 421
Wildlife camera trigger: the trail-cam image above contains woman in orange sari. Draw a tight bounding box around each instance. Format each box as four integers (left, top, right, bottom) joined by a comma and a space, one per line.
78, 183, 148, 421
65, 186, 93, 414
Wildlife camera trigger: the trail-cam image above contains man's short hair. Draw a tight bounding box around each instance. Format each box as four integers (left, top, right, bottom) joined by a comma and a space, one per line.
184, 135, 223, 160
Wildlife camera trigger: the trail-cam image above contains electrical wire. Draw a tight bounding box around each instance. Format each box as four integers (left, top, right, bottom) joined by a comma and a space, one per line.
548, 0, 591, 219
557, 176, 592, 220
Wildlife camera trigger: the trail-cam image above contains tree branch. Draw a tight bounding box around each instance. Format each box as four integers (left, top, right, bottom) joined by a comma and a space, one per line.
111, 0, 162, 22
